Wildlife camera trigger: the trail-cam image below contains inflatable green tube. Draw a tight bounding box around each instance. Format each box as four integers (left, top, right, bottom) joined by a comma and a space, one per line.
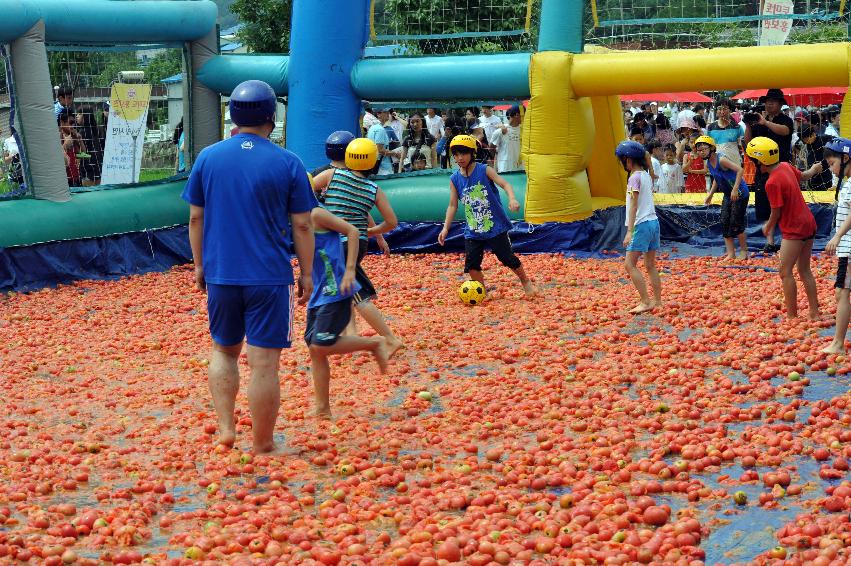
0, 171, 527, 248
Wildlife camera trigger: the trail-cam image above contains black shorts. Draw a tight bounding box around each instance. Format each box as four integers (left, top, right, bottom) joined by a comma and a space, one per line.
464, 232, 522, 273
304, 299, 352, 346
720, 193, 747, 238
344, 239, 377, 305
753, 171, 771, 222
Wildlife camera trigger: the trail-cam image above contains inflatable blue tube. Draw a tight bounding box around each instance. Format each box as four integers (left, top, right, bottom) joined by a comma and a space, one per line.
0, 0, 40, 43
538, 0, 584, 52
351, 53, 532, 102
34, 0, 217, 44
286, 0, 369, 170
198, 55, 289, 96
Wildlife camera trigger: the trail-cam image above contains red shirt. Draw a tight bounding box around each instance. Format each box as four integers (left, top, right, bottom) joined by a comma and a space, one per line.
765, 162, 816, 240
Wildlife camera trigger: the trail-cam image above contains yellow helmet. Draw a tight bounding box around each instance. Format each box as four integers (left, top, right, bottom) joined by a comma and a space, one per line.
450, 134, 478, 152
345, 138, 378, 171
746, 137, 780, 166
694, 135, 716, 149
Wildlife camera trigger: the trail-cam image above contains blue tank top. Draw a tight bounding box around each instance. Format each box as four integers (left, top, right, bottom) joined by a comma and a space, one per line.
708, 155, 749, 197
308, 230, 360, 308
450, 163, 512, 240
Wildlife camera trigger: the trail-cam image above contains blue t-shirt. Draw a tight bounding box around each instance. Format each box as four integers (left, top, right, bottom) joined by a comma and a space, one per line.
181, 133, 314, 285
309, 229, 360, 308
367, 124, 394, 176
707, 122, 743, 145
451, 163, 511, 240
707, 155, 749, 198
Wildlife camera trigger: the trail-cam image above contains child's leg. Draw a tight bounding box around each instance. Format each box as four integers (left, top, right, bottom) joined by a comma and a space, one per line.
824, 288, 850, 354
491, 232, 537, 296
625, 251, 652, 313
355, 301, 404, 357
309, 336, 389, 417
643, 250, 662, 307
308, 347, 333, 417
468, 269, 485, 285
795, 238, 819, 319
778, 238, 804, 319
723, 237, 735, 259
465, 239, 487, 287
737, 233, 749, 257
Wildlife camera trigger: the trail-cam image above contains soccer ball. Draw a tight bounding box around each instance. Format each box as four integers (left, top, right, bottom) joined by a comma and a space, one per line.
458, 280, 486, 305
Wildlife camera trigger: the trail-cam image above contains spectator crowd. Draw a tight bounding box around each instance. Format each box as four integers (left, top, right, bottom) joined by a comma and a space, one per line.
360, 104, 525, 175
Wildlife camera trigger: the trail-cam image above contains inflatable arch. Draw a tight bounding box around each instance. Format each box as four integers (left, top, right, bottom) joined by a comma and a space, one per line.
2, 0, 851, 276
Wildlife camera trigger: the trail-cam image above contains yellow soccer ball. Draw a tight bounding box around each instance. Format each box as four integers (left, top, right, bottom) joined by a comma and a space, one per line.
458, 280, 486, 306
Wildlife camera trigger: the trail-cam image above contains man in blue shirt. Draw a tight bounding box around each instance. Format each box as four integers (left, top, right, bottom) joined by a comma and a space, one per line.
366, 107, 396, 175
182, 80, 315, 454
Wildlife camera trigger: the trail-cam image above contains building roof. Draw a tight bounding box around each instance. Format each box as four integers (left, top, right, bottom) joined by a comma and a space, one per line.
161, 74, 183, 84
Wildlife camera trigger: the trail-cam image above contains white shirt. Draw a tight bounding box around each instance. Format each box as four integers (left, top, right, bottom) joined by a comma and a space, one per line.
626, 170, 657, 226
490, 124, 522, 173
479, 114, 503, 142
825, 124, 840, 138
836, 178, 851, 258
387, 119, 405, 143
651, 157, 664, 192
3, 136, 18, 157
661, 162, 684, 193
362, 112, 380, 131
425, 114, 444, 140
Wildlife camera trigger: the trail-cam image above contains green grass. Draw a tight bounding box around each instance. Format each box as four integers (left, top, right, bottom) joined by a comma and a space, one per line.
138, 168, 176, 183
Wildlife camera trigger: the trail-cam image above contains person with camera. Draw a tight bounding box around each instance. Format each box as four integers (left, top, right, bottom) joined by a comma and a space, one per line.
743, 89, 795, 254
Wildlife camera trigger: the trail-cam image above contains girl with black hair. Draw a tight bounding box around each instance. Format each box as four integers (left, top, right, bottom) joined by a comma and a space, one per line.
75, 105, 103, 185
400, 112, 436, 171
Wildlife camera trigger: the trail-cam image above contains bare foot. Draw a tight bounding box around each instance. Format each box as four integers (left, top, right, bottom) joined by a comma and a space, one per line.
651, 301, 663, 310
310, 407, 333, 420
724, 254, 735, 260
808, 311, 821, 321
252, 442, 301, 456
217, 423, 236, 448
630, 302, 655, 314
386, 338, 405, 359
822, 342, 846, 355
522, 281, 538, 297
737, 251, 749, 260
374, 338, 390, 374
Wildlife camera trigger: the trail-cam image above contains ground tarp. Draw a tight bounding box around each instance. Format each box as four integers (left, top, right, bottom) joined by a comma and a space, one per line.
0, 204, 838, 292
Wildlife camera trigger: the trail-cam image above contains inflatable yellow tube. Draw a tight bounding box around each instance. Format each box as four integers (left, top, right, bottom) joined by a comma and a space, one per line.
572, 42, 850, 97
523, 51, 595, 223
586, 95, 627, 204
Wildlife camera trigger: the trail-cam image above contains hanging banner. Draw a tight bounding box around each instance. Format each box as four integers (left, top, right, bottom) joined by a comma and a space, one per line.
759, 0, 795, 46
101, 83, 151, 185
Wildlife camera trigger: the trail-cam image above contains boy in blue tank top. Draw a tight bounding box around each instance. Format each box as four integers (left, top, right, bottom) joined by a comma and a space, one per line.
437, 134, 537, 297
306, 205, 391, 419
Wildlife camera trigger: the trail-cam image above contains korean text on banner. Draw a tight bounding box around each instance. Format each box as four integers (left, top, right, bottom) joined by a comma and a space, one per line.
101, 83, 152, 185
759, 0, 795, 46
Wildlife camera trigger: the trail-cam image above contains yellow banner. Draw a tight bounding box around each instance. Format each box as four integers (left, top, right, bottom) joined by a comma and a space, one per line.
110, 83, 152, 122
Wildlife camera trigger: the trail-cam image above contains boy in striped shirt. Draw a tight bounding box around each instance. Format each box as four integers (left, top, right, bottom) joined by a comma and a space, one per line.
324, 138, 404, 357
822, 138, 851, 354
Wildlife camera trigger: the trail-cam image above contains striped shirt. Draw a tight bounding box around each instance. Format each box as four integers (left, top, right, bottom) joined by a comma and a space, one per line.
836, 178, 851, 258
324, 169, 378, 241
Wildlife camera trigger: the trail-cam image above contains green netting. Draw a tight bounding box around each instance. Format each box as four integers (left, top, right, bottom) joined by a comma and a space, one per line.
46, 45, 187, 189
0, 44, 26, 198
585, 0, 849, 49
369, 0, 540, 55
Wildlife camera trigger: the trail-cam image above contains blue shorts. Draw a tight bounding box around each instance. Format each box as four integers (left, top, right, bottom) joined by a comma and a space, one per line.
627, 219, 661, 253
304, 298, 353, 347
206, 284, 294, 349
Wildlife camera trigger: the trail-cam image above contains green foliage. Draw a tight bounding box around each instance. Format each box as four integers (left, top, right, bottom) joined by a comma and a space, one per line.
230, 0, 292, 53
377, 0, 534, 54
48, 50, 182, 89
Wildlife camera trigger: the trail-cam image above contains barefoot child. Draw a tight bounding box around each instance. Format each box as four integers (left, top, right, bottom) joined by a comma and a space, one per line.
437, 134, 536, 297
746, 137, 819, 320
821, 137, 851, 353
324, 138, 404, 355
696, 135, 749, 259
616, 140, 662, 314
305, 205, 390, 417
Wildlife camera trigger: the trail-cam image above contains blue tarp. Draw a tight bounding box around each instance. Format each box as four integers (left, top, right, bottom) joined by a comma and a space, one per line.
0, 204, 838, 292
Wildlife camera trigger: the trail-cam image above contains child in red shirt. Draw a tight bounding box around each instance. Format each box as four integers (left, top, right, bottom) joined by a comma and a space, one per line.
746, 137, 822, 320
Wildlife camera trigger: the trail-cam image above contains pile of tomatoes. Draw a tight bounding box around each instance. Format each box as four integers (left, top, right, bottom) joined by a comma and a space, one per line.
0, 253, 849, 564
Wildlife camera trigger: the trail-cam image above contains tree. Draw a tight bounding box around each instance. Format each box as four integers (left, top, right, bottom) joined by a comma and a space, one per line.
230, 0, 292, 53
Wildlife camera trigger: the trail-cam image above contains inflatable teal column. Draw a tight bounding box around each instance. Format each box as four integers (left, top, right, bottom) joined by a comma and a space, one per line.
287, 0, 370, 169
537, 0, 584, 52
